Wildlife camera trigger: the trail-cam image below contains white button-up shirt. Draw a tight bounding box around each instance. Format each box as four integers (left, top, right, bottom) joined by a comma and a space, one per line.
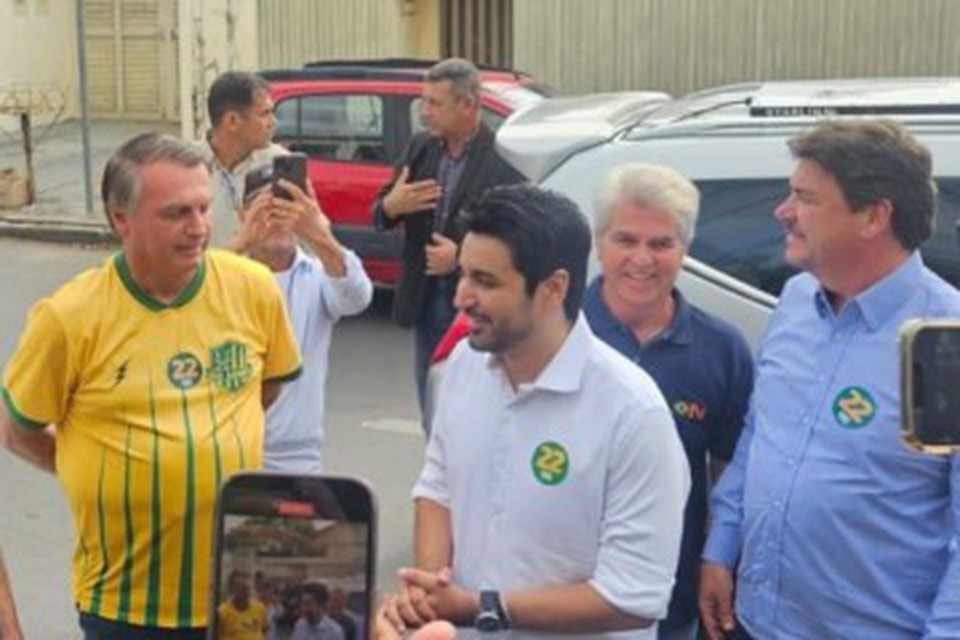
265, 247, 373, 472
415, 316, 691, 639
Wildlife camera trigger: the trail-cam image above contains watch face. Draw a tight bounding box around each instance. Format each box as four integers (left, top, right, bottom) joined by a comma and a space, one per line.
475, 611, 503, 632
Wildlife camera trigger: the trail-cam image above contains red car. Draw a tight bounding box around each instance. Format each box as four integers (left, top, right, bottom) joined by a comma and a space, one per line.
261, 59, 550, 286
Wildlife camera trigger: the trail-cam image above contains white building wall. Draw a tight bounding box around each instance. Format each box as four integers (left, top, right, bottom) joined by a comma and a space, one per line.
0, 0, 78, 129
179, 0, 260, 139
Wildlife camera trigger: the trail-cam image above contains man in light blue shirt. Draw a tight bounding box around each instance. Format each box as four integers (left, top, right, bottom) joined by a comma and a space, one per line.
234, 178, 373, 472
700, 119, 960, 640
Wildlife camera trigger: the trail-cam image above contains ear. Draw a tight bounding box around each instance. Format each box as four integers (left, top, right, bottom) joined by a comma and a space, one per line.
860, 198, 894, 240
110, 208, 131, 239
224, 110, 242, 131
536, 269, 571, 310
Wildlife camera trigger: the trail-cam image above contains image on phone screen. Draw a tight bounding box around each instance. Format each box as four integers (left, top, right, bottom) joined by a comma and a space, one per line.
208, 473, 376, 640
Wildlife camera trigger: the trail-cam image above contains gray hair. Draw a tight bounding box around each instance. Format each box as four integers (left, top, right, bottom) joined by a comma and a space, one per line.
101, 133, 208, 218
426, 57, 481, 103
592, 163, 700, 247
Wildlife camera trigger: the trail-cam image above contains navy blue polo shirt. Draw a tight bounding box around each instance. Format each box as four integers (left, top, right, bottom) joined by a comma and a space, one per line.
583, 277, 755, 630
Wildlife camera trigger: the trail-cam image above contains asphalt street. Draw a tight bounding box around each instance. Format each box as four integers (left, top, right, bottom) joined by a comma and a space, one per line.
0, 238, 426, 638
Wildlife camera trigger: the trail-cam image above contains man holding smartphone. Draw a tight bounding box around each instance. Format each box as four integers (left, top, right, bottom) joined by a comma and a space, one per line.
372, 58, 525, 425
228, 167, 373, 472
383, 185, 690, 638
0, 133, 302, 639
203, 70, 287, 246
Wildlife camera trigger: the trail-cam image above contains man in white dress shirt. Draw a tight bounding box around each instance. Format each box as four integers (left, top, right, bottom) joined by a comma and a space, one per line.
382, 184, 690, 638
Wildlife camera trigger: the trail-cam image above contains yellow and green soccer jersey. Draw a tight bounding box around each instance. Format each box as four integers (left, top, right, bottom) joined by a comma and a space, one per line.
217, 599, 267, 640
2, 249, 301, 629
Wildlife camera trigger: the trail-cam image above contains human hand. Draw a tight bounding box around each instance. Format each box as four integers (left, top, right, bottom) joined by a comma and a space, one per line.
400, 567, 476, 626
383, 167, 441, 217
374, 606, 456, 640
231, 189, 275, 253
0, 621, 23, 640
270, 178, 332, 240
699, 562, 736, 640
425, 233, 458, 276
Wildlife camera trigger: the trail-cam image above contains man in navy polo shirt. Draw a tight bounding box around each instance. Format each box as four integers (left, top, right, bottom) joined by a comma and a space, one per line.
584, 164, 754, 640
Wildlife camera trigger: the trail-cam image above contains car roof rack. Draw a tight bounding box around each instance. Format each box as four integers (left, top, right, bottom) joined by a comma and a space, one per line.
257, 58, 529, 82
747, 78, 960, 117
258, 66, 427, 83
636, 77, 960, 131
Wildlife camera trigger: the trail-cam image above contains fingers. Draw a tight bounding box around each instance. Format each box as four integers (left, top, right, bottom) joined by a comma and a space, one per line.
430, 233, 455, 247
408, 180, 442, 207
699, 563, 736, 640
274, 178, 310, 204
398, 566, 452, 591
425, 235, 457, 275
412, 621, 457, 640
378, 594, 407, 637
397, 166, 410, 184
396, 583, 437, 628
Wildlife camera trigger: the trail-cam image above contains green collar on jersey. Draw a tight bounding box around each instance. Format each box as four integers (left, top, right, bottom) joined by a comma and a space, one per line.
114, 253, 207, 311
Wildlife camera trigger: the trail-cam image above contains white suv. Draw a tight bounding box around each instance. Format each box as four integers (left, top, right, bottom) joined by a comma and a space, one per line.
496, 78, 960, 347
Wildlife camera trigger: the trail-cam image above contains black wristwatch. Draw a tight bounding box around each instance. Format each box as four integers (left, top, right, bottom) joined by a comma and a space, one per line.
474, 590, 511, 632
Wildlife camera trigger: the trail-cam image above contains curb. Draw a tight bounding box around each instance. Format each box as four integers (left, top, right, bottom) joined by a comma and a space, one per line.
0, 214, 117, 246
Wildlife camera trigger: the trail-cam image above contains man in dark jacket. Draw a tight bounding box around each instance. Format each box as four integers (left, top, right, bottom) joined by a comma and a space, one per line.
372, 57, 525, 420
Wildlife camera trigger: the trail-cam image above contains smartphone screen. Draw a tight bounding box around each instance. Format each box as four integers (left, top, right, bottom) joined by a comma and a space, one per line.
208, 473, 376, 640
272, 153, 309, 200
909, 324, 960, 447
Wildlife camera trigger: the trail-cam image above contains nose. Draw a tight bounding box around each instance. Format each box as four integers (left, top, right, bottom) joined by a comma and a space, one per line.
186, 208, 210, 237
627, 242, 655, 267
774, 195, 793, 223
453, 276, 472, 311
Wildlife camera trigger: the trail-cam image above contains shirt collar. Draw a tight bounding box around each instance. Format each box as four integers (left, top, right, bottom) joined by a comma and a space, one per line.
272, 246, 313, 277
814, 252, 924, 331
441, 124, 481, 159
487, 314, 593, 395
583, 276, 693, 346
200, 134, 256, 175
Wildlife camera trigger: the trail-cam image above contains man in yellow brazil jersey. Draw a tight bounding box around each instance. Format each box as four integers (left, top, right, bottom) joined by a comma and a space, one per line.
0, 133, 302, 639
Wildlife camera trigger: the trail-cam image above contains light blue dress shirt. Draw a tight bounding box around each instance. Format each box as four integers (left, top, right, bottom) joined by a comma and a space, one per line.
264, 246, 373, 472
705, 252, 960, 639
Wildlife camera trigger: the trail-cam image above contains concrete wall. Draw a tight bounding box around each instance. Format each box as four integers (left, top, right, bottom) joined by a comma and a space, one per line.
179, 0, 261, 139
514, 0, 960, 96
257, 0, 440, 69
0, 0, 77, 129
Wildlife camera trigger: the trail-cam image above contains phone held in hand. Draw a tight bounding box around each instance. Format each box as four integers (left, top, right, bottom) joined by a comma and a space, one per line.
899, 319, 960, 453
207, 473, 377, 640
272, 153, 309, 200
243, 166, 273, 207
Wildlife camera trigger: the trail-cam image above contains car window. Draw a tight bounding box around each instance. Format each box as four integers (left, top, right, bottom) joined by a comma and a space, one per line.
689, 177, 960, 297
923, 177, 960, 288
274, 94, 389, 164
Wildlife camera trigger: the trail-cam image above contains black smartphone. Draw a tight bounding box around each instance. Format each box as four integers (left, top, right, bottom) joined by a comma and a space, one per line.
207, 473, 377, 640
272, 153, 309, 200
899, 319, 960, 453
243, 165, 273, 207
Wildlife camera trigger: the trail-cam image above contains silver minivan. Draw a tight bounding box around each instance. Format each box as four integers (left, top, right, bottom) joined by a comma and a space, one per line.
497, 78, 960, 347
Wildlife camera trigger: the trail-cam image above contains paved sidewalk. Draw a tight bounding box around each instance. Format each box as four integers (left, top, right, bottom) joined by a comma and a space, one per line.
0, 118, 179, 244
